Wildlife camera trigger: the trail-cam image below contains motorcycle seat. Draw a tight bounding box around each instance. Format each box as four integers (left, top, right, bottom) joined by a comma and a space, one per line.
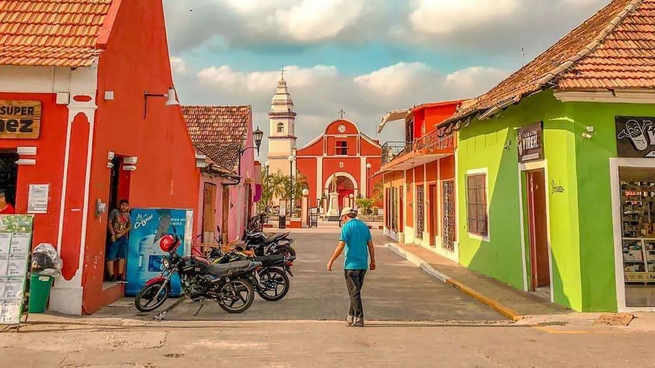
206, 260, 253, 277
254, 254, 285, 267
263, 233, 287, 245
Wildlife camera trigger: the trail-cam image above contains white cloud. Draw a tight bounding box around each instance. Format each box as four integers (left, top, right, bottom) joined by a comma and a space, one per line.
276, 0, 367, 42
172, 62, 510, 157
170, 57, 188, 75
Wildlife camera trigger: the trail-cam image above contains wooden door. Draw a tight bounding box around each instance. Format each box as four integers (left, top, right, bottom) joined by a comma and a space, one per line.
428, 184, 437, 246
527, 169, 550, 290
202, 183, 217, 242
222, 186, 230, 243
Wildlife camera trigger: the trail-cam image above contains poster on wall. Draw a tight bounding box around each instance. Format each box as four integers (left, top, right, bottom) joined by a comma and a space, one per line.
616, 116, 655, 158
27, 184, 49, 214
517, 122, 544, 163
0, 101, 41, 139
0, 215, 34, 326
125, 208, 192, 297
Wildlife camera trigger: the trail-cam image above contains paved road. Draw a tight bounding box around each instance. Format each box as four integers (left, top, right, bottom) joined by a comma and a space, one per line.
95, 228, 504, 322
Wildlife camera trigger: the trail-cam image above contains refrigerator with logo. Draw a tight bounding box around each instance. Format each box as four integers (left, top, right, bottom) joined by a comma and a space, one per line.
125, 208, 194, 297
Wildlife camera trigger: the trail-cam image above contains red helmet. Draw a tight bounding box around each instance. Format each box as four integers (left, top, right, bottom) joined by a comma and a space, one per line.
159, 234, 178, 252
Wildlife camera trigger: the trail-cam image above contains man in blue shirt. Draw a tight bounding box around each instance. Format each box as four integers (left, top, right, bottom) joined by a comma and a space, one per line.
327, 207, 376, 327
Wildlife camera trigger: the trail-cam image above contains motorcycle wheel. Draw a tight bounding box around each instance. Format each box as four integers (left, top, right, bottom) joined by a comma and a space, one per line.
135, 282, 170, 312
276, 244, 296, 258
257, 268, 290, 302
217, 278, 255, 314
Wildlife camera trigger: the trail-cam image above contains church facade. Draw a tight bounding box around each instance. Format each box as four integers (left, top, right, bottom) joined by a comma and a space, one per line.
296, 119, 382, 211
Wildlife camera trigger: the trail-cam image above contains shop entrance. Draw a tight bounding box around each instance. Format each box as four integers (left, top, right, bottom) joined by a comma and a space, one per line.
202, 183, 217, 243
618, 167, 655, 308
526, 169, 550, 293
0, 150, 18, 206
104, 156, 131, 283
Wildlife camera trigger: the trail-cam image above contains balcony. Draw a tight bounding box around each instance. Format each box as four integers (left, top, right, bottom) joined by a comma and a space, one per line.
379, 132, 455, 172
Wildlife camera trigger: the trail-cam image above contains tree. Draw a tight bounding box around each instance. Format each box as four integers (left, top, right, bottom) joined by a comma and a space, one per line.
355, 198, 374, 216
372, 181, 384, 204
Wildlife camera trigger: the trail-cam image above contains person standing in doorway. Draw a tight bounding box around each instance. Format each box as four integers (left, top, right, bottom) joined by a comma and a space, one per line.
0, 191, 15, 214
327, 207, 376, 327
107, 199, 131, 282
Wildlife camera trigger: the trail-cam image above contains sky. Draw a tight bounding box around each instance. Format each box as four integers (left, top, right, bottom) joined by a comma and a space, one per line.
163, 0, 612, 159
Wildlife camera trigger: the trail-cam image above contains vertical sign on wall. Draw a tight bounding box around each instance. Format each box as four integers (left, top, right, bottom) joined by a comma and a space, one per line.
0, 215, 34, 326
517, 122, 544, 163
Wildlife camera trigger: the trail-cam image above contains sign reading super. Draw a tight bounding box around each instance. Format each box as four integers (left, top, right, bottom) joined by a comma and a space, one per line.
0, 101, 41, 139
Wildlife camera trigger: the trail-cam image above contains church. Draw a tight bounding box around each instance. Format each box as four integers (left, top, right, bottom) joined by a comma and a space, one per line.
266, 74, 382, 215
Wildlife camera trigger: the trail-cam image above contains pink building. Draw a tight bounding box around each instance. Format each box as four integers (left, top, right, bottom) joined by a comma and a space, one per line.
183, 106, 259, 244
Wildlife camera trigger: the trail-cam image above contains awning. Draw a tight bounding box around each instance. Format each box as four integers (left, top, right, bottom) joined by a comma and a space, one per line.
377, 109, 410, 134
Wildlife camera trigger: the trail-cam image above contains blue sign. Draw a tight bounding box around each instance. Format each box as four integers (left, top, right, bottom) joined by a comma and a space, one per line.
125, 208, 190, 297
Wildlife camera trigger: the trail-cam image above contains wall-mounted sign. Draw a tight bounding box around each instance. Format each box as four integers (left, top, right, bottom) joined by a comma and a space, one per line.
0, 101, 41, 140
517, 122, 543, 163
616, 116, 655, 158
27, 184, 49, 214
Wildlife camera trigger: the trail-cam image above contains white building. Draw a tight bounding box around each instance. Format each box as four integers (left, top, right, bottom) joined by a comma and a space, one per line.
267, 74, 297, 179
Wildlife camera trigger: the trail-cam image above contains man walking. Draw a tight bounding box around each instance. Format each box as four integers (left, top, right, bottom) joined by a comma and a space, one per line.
107, 199, 131, 282
327, 207, 376, 327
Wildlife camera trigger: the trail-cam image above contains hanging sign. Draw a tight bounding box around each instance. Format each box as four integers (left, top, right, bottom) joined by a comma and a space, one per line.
517, 122, 543, 163
616, 116, 655, 158
0, 101, 41, 139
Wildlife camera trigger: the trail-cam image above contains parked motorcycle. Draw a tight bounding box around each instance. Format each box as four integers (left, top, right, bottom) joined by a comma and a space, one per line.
210, 247, 295, 301
134, 228, 261, 315
240, 229, 297, 258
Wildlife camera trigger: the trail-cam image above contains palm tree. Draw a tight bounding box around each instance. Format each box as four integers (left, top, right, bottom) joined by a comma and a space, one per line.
372, 181, 384, 204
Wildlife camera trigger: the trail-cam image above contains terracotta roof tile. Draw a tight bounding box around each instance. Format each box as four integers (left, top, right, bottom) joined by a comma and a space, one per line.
182, 105, 251, 174
0, 0, 112, 67
447, 0, 655, 125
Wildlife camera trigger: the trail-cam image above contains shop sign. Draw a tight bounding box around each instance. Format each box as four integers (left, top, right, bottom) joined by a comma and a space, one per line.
517, 122, 543, 163
0, 101, 41, 139
616, 116, 655, 158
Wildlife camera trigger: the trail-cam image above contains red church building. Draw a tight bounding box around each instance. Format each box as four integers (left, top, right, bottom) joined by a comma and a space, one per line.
296, 119, 382, 213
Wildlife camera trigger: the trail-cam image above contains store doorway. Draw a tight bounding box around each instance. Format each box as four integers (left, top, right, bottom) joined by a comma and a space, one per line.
618, 167, 655, 308
526, 169, 550, 293
202, 183, 217, 243
0, 150, 18, 206
104, 156, 131, 283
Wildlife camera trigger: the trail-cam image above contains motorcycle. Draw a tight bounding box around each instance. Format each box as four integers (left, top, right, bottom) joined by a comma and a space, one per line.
134, 227, 262, 315
210, 247, 295, 301
240, 229, 297, 258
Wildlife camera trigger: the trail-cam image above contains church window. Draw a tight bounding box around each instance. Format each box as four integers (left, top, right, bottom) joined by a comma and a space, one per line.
277, 123, 284, 133
336, 140, 348, 155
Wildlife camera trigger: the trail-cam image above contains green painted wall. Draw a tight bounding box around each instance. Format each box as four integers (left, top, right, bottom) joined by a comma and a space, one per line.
458, 91, 584, 310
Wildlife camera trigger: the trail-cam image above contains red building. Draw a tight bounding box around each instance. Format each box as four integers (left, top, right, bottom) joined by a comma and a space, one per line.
296, 119, 382, 212
0, 0, 201, 314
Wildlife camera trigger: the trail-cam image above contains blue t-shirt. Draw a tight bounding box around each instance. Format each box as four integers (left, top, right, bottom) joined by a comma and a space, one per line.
340, 219, 372, 270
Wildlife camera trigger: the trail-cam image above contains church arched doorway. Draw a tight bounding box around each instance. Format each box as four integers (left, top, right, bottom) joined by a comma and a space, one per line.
325, 173, 358, 212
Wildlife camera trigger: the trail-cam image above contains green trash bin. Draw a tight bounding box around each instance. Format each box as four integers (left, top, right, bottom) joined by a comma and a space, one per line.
28, 274, 53, 313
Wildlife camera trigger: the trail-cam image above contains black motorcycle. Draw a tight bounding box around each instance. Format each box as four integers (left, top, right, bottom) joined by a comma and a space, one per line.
134, 228, 261, 315
240, 229, 297, 258
210, 248, 295, 301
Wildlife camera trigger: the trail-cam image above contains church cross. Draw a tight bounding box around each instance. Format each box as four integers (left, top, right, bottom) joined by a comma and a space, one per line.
339, 108, 346, 119
280, 67, 286, 80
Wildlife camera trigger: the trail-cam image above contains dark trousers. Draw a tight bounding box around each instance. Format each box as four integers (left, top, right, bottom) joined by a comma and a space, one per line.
345, 269, 367, 319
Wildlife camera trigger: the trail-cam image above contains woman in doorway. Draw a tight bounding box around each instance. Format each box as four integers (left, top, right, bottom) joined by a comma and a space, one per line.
106, 199, 131, 282
0, 190, 15, 214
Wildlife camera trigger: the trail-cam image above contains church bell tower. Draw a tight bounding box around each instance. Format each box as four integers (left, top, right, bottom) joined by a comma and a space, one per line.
267, 70, 297, 178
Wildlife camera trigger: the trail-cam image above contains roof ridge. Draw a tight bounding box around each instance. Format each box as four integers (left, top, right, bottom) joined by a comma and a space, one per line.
536, 0, 643, 87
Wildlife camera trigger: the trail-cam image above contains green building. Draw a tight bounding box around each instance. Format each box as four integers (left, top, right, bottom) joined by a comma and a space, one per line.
442, 0, 655, 312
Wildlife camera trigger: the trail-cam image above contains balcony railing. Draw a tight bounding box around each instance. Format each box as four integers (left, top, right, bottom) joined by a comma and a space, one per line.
381, 141, 412, 166
381, 132, 454, 167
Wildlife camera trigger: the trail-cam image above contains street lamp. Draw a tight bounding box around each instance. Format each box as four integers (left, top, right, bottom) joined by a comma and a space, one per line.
226, 127, 265, 186
288, 154, 296, 214
265, 161, 270, 177
366, 163, 372, 198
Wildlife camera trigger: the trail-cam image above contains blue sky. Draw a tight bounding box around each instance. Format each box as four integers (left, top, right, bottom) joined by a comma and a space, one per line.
163, 0, 612, 158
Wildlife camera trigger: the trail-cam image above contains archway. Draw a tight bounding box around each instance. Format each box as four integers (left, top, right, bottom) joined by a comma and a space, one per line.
325, 172, 358, 212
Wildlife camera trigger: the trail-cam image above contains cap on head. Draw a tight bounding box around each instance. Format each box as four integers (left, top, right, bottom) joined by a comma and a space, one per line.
340, 207, 355, 217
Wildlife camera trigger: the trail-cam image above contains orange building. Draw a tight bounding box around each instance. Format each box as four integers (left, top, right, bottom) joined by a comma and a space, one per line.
296, 119, 382, 214
376, 101, 462, 261
0, 0, 201, 314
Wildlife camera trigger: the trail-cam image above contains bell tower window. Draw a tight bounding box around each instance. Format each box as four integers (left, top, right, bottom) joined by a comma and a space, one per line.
277, 123, 284, 133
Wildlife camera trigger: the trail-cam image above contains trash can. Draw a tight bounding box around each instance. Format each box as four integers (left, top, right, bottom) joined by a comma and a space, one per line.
28, 274, 53, 313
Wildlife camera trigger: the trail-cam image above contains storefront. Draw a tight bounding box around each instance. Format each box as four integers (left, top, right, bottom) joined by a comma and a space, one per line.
0, 0, 202, 314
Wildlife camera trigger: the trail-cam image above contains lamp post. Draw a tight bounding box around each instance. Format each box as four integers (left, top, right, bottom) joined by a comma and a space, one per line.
265, 161, 270, 177
226, 126, 264, 186
288, 154, 296, 214
366, 163, 372, 198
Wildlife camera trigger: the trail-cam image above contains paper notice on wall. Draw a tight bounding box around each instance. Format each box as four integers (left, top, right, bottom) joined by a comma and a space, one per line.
6, 256, 26, 278
27, 184, 49, 214
0, 234, 10, 255
0, 256, 8, 277
9, 234, 29, 255
0, 302, 20, 324
4, 278, 23, 300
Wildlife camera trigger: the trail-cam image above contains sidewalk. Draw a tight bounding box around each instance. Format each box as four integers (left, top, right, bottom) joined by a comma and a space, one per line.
386, 243, 572, 322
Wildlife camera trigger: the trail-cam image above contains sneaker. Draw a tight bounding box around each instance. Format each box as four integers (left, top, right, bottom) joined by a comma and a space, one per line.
352, 318, 364, 327
345, 315, 354, 327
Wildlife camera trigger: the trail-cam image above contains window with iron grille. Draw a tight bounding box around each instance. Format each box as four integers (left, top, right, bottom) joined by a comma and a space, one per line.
416, 185, 424, 238
466, 174, 488, 236
336, 140, 348, 155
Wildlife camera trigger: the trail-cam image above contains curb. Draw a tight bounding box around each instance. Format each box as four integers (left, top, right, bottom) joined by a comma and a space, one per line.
385, 243, 523, 322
